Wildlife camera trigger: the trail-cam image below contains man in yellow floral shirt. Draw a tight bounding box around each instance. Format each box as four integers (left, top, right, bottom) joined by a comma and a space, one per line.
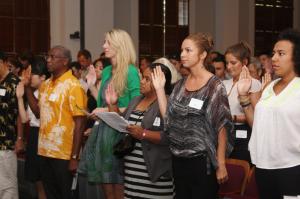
25, 46, 87, 199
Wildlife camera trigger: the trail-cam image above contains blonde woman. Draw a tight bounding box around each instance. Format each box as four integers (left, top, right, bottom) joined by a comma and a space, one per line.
79, 29, 140, 199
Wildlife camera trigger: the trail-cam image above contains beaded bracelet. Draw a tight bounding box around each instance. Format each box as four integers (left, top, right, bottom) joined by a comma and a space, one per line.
241, 102, 251, 108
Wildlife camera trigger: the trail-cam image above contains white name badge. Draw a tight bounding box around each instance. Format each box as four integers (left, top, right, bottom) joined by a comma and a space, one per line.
188, 98, 204, 110
49, 93, 58, 102
236, 130, 247, 139
153, 117, 161, 126
283, 196, 298, 199
94, 121, 100, 125
0, 88, 6, 96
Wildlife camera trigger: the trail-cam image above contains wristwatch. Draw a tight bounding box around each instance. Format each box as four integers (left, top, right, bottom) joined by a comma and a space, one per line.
71, 154, 78, 160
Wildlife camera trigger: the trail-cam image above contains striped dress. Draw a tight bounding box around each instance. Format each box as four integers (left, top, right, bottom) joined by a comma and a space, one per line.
124, 110, 174, 199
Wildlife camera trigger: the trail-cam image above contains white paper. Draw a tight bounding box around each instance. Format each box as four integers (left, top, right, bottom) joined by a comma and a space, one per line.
284, 196, 298, 199
188, 98, 204, 110
96, 112, 129, 133
71, 173, 78, 190
236, 130, 247, 139
153, 117, 161, 126
0, 89, 6, 96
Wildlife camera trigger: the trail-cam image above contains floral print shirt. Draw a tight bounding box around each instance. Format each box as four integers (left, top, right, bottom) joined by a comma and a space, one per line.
0, 73, 19, 150
38, 70, 87, 160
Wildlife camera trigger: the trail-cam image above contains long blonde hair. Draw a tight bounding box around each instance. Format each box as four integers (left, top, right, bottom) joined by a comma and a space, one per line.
105, 29, 136, 96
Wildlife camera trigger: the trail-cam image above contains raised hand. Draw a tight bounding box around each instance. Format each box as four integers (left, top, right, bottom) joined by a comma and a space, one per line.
261, 72, 272, 91
21, 65, 31, 86
16, 82, 25, 99
151, 65, 166, 91
105, 83, 118, 106
86, 65, 97, 87
237, 66, 252, 96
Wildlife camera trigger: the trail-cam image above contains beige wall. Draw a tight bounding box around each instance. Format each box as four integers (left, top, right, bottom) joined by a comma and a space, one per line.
189, 0, 215, 38
189, 0, 254, 54
85, 0, 114, 59
215, 0, 240, 53
50, 0, 114, 61
114, 0, 139, 57
239, 0, 255, 53
294, 0, 300, 30
50, 0, 300, 59
50, 0, 80, 59
50, 0, 138, 61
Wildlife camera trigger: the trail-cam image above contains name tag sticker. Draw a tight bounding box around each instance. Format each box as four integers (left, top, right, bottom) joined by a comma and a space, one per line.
153, 117, 161, 126
0, 89, 6, 96
94, 121, 100, 125
283, 196, 298, 199
49, 93, 58, 102
236, 130, 247, 139
189, 98, 204, 110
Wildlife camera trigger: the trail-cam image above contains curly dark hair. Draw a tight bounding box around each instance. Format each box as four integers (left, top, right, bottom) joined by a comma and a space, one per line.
277, 29, 300, 76
77, 49, 91, 59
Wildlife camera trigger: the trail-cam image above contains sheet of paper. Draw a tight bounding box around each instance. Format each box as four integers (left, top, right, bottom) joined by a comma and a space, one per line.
96, 112, 129, 133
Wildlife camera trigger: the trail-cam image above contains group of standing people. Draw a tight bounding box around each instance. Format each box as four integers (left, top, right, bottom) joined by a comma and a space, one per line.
1, 27, 300, 199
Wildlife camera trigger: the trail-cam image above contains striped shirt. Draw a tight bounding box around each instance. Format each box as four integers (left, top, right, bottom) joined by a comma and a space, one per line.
124, 110, 174, 199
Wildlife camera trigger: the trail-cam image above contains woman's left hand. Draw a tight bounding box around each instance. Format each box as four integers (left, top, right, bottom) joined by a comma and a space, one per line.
216, 164, 228, 184
105, 83, 118, 106
126, 125, 143, 140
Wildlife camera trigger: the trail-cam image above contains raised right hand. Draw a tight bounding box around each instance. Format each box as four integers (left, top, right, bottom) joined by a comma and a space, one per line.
21, 65, 31, 86
105, 83, 118, 106
151, 65, 166, 91
86, 65, 97, 87
16, 82, 25, 99
261, 72, 272, 91
237, 66, 252, 96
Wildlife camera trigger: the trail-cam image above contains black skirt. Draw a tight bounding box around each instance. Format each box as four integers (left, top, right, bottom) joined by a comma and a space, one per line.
25, 126, 42, 182
229, 123, 252, 164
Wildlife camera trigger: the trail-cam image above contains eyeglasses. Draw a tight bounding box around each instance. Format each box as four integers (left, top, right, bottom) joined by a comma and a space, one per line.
46, 54, 67, 60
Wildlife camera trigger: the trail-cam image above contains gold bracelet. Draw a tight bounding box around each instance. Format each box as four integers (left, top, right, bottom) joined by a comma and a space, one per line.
238, 95, 250, 103
240, 100, 251, 106
241, 102, 251, 108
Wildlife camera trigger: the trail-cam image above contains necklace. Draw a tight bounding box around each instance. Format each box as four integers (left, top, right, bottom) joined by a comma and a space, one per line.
227, 81, 237, 96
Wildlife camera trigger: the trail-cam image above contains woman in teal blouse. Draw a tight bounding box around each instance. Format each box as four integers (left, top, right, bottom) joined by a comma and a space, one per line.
78, 29, 140, 199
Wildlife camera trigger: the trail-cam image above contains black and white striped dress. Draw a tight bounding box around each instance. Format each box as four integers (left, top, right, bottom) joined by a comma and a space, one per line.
124, 110, 174, 199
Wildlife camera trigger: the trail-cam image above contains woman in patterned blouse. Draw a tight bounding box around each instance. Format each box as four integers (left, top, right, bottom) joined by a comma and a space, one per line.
152, 32, 234, 199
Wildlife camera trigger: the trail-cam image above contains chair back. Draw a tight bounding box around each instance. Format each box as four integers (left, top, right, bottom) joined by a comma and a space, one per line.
219, 158, 250, 196
244, 167, 259, 197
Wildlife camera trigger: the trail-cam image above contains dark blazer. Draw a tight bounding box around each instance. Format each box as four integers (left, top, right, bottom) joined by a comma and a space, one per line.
122, 95, 172, 182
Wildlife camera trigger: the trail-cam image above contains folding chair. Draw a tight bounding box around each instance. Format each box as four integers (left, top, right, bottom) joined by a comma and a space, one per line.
219, 158, 250, 197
